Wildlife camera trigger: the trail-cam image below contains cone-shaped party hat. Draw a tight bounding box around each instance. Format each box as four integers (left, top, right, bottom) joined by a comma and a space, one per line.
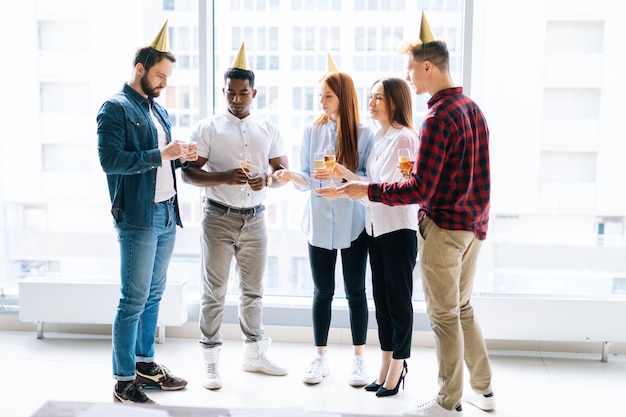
419, 10, 436, 43
325, 52, 339, 73
149, 20, 169, 52
231, 42, 250, 70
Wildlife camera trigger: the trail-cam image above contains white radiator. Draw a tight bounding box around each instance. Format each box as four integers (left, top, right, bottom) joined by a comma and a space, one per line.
18, 276, 188, 343
471, 293, 626, 361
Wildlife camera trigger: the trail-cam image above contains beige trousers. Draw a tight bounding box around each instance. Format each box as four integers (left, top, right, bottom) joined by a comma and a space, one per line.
418, 216, 493, 410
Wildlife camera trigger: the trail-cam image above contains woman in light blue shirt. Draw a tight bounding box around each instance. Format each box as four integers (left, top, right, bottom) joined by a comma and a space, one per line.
276, 71, 374, 387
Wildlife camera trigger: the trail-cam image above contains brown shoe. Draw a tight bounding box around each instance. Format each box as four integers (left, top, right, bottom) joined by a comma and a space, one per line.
136, 364, 187, 391
113, 381, 156, 404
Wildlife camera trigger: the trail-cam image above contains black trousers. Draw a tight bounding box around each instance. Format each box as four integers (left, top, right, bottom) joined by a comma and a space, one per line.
368, 229, 417, 359
308, 230, 369, 346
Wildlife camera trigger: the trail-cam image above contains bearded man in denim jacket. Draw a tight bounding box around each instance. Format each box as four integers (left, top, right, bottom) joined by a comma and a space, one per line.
97, 21, 196, 404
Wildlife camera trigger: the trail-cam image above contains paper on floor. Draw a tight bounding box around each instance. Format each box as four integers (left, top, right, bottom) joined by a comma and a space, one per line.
78, 403, 170, 417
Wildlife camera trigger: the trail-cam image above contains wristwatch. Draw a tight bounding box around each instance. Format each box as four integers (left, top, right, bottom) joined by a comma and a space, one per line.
265, 174, 273, 187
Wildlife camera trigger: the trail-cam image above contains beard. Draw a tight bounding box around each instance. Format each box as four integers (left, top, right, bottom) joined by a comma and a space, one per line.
140, 74, 162, 98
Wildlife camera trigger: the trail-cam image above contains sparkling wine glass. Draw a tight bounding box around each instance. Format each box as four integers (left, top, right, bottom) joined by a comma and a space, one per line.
324, 147, 336, 185
397, 148, 412, 178
314, 152, 325, 171
239, 152, 252, 191
314, 152, 326, 189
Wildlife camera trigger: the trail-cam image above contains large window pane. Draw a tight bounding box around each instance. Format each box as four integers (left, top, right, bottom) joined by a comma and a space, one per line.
4, 1, 624, 320
0, 1, 459, 304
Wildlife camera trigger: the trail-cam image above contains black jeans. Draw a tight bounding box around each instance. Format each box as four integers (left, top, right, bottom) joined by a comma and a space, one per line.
308, 229, 369, 346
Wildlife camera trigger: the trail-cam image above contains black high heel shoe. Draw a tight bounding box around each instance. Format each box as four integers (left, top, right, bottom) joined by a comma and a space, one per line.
364, 380, 383, 392
375, 360, 408, 397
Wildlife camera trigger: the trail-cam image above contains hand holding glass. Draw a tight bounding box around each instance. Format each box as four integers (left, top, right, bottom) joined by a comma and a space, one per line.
398, 148, 413, 177
185, 141, 198, 161
239, 152, 252, 191
313, 152, 326, 189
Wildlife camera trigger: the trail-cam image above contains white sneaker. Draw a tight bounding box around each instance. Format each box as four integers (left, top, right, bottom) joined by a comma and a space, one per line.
401, 399, 463, 417
201, 347, 221, 390
463, 390, 496, 411
242, 338, 288, 376
302, 356, 330, 384
349, 355, 368, 387
243, 354, 288, 375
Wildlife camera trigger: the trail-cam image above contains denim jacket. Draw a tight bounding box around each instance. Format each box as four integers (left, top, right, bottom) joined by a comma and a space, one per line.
97, 83, 186, 229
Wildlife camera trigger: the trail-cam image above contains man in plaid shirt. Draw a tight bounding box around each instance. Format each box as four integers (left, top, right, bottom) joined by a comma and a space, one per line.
334, 18, 495, 417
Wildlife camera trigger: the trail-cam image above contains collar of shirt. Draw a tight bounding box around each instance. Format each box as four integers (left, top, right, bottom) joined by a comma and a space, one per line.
427, 86, 463, 107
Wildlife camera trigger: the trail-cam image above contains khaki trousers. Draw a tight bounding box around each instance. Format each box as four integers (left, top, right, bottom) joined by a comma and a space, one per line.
199, 202, 267, 348
418, 216, 493, 410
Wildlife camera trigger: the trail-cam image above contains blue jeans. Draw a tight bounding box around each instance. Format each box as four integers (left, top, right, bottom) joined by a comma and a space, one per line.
112, 200, 177, 380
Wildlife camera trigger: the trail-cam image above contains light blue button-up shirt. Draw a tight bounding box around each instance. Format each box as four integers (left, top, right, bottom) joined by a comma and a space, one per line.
298, 119, 374, 250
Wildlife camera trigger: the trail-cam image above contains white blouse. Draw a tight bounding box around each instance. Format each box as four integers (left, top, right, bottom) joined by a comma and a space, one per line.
364, 125, 419, 237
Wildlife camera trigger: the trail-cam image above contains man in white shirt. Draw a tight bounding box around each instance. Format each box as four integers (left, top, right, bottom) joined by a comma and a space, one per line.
182, 43, 289, 390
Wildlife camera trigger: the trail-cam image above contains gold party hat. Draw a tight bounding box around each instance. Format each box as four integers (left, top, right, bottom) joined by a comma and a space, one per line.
325, 52, 339, 73
231, 42, 250, 70
419, 10, 436, 43
149, 20, 169, 52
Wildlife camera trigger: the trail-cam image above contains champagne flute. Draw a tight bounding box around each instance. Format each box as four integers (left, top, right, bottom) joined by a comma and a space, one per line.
314, 152, 326, 189
397, 148, 412, 178
239, 152, 252, 191
324, 147, 336, 185
314, 152, 325, 171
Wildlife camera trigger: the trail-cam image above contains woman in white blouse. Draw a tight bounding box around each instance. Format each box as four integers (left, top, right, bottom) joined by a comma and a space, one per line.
320, 77, 418, 397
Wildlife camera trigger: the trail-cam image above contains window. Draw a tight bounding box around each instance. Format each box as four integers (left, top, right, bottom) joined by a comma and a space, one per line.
42, 144, 92, 173
293, 0, 341, 10
231, 0, 279, 11
3, 1, 462, 303
40, 82, 90, 114
38, 20, 89, 50
21, 204, 49, 232
546, 21, 604, 54
292, 86, 315, 130
4, 1, 624, 323
543, 88, 601, 119
292, 26, 340, 71
354, 0, 406, 10
540, 152, 597, 183
354, 25, 403, 69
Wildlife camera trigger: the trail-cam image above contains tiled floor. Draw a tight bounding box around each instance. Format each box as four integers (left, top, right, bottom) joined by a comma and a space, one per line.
2, 330, 624, 417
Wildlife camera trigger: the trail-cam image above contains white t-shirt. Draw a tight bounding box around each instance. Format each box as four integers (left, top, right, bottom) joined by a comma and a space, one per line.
151, 108, 176, 203
190, 111, 285, 208
364, 125, 419, 237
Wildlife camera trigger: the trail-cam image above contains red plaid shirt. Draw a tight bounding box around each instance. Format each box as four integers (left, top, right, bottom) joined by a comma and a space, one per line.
368, 87, 490, 240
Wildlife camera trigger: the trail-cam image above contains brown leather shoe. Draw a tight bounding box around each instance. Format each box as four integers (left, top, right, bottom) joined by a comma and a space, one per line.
136, 364, 187, 391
